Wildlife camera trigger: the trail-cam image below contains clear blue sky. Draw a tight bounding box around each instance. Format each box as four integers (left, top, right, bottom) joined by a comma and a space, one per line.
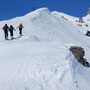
0, 0, 90, 21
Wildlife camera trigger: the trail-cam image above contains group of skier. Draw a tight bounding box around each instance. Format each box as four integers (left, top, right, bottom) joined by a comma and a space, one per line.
2, 23, 24, 40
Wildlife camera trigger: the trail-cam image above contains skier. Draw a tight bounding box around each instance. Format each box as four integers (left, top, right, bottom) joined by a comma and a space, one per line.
17, 23, 24, 36
2, 24, 9, 40
9, 25, 16, 39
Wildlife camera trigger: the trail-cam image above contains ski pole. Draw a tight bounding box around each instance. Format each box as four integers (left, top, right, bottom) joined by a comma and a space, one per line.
15, 30, 18, 37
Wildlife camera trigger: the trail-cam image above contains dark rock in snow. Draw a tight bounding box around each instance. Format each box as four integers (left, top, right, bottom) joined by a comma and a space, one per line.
69, 46, 90, 67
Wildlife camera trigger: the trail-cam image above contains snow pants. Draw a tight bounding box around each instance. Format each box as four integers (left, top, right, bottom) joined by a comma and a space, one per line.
19, 28, 22, 35
10, 30, 13, 37
4, 29, 8, 39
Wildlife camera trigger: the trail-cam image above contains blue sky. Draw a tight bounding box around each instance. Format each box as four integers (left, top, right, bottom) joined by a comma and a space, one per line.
0, 0, 90, 21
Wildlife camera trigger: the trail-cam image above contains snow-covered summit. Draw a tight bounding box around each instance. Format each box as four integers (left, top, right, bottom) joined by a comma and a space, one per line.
0, 8, 89, 43
0, 8, 90, 90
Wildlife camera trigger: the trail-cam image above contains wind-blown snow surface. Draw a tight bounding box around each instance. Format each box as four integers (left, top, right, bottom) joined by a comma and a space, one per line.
0, 8, 90, 90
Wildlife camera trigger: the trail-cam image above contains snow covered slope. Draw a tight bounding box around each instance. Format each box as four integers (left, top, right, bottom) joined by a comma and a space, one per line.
52, 11, 90, 34
0, 8, 90, 90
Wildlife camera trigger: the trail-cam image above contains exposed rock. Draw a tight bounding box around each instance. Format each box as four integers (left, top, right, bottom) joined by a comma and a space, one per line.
86, 30, 90, 36
77, 24, 82, 27
87, 8, 90, 15
75, 20, 78, 22
85, 24, 88, 27
69, 46, 89, 67
61, 16, 68, 21
79, 18, 84, 23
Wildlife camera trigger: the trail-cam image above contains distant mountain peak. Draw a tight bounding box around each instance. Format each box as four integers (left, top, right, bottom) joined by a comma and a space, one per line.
24, 7, 50, 17
87, 8, 90, 15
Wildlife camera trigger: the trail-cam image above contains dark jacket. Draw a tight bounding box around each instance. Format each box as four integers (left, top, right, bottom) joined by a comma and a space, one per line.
3, 25, 9, 30
9, 26, 15, 31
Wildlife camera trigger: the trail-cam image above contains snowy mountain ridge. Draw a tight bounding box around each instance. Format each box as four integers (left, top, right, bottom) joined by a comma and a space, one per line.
0, 8, 90, 90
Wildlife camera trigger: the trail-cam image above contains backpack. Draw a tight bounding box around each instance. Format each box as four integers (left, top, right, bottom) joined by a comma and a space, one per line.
3, 25, 8, 30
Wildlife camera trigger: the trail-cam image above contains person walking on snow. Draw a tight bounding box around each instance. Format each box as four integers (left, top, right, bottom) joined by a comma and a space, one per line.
17, 23, 24, 36
9, 25, 16, 39
2, 24, 9, 40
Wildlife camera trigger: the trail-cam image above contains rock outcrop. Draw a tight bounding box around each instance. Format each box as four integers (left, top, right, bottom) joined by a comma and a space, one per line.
79, 18, 84, 23
87, 8, 90, 15
69, 46, 89, 67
